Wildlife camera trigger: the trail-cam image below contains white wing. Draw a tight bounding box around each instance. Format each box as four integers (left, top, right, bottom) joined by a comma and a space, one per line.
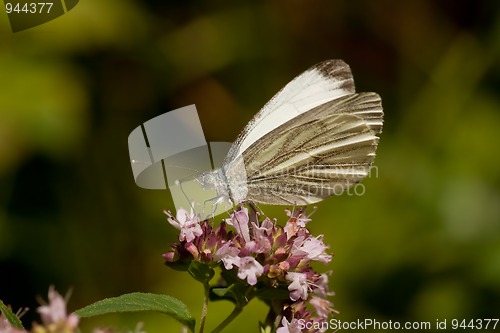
236, 93, 383, 205
224, 60, 355, 163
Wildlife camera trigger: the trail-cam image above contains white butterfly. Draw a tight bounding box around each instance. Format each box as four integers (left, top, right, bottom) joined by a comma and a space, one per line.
196, 59, 383, 210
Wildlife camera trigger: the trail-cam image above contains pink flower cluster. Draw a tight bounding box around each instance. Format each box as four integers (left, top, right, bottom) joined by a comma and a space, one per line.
163, 206, 336, 332
0, 287, 79, 333
0, 288, 144, 333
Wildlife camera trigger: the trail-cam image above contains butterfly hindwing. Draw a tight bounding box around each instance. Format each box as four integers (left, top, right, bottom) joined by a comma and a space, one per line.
235, 93, 383, 205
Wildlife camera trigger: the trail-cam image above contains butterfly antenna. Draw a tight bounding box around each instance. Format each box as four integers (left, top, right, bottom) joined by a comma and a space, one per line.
210, 196, 222, 220
201, 195, 229, 222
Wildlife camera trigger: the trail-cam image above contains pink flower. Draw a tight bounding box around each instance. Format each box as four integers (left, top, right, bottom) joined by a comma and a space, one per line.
165, 208, 203, 243
310, 296, 335, 319
225, 207, 250, 243
286, 272, 310, 301
162, 251, 178, 262
36, 286, 79, 330
244, 238, 271, 254
252, 218, 274, 238
292, 236, 331, 263
249, 218, 273, 253
276, 317, 301, 333
284, 209, 311, 240
185, 242, 200, 259
236, 256, 264, 285
313, 272, 333, 298
214, 241, 240, 270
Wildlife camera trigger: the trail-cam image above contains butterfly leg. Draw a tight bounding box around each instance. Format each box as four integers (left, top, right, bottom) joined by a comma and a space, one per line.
202, 195, 232, 220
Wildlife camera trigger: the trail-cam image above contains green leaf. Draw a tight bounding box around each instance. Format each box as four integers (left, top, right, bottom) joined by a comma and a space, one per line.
165, 260, 191, 272
75, 292, 195, 332
0, 300, 24, 329
210, 287, 234, 303
188, 261, 215, 284
209, 283, 248, 306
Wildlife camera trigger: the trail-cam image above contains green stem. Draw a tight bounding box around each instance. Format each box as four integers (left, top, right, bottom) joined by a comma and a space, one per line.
209, 286, 254, 333
208, 305, 243, 333
199, 282, 210, 333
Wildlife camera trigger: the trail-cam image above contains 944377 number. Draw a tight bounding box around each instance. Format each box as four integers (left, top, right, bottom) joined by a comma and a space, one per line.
5, 2, 53, 14
451, 319, 499, 330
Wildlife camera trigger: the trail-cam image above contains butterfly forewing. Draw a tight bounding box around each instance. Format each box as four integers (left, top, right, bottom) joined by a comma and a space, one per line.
226, 60, 356, 163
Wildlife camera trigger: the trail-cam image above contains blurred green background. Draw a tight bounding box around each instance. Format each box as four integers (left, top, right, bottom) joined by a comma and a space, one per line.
1, 1, 499, 332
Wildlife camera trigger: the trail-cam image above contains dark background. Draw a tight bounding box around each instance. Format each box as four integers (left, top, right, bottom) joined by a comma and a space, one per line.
1, 1, 499, 332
